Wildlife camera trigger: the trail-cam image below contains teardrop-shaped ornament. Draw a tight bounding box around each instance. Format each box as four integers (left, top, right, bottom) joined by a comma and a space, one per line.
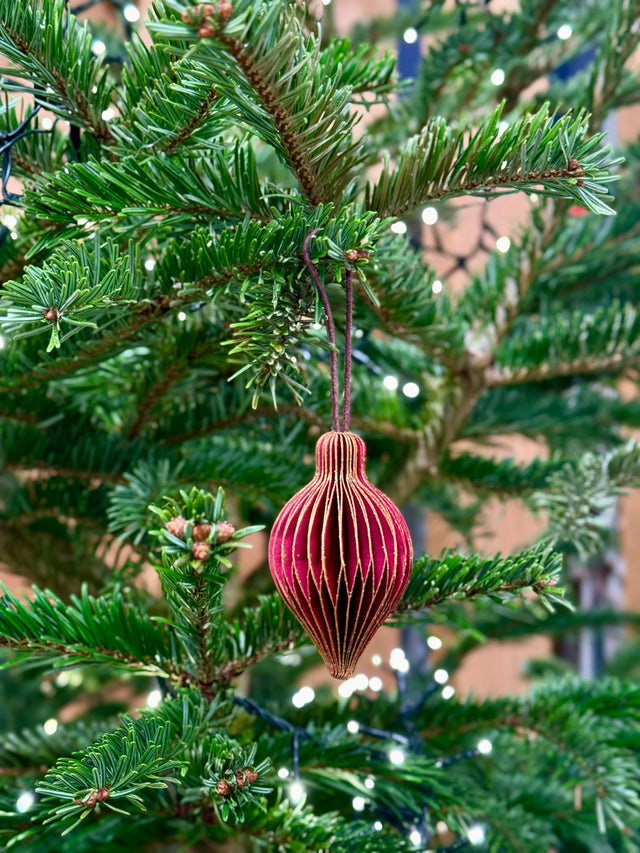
269, 431, 413, 679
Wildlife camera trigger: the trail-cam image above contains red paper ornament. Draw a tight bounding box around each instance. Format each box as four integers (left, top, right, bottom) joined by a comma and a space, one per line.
269, 431, 413, 679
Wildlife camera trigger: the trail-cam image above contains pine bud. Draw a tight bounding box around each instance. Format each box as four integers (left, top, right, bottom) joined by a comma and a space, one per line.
201, 3, 216, 16
216, 521, 235, 542
42, 308, 58, 322
192, 541, 212, 561
235, 767, 258, 789
218, 0, 233, 21
198, 22, 216, 38
345, 249, 370, 262
216, 778, 233, 797
568, 158, 585, 187
166, 516, 187, 539
192, 522, 212, 541
180, 8, 193, 23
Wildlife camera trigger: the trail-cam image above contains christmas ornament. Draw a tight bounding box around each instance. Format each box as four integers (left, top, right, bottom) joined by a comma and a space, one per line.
268, 232, 413, 679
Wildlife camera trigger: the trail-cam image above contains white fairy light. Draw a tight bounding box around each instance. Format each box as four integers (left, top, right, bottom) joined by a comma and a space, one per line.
338, 679, 356, 698
0, 335, 5, 350
322, 0, 331, 5
353, 673, 369, 691
403, 27, 418, 44
468, 824, 486, 846
421, 206, 438, 225
16, 791, 35, 813
124, 3, 141, 22
477, 738, 493, 755
364, 777, 375, 790
371, 654, 382, 666
382, 376, 399, 392
442, 685, 455, 700
490, 68, 505, 86
3, 214, 16, 228
289, 781, 304, 804
55, 672, 70, 687
434, 668, 449, 685
10, 232, 17, 240
101, 108, 115, 121
347, 720, 360, 735
436, 820, 448, 834
374, 821, 383, 831
497, 120, 509, 138
147, 689, 162, 708
43, 719, 58, 735
427, 635, 443, 650
277, 767, 290, 779
557, 24, 572, 40
389, 648, 408, 672
144, 258, 156, 271
178, 312, 187, 322
402, 382, 420, 399
432, 279, 443, 294
369, 676, 383, 692
92, 39, 106, 55
496, 236, 511, 253
292, 686, 315, 708
389, 749, 405, 765
352, 796, 366, 811
409, 828, 422, 846
390, 221, 407, 235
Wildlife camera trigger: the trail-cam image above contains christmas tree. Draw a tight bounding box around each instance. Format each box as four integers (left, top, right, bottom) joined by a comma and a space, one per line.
1, 0, 640, 850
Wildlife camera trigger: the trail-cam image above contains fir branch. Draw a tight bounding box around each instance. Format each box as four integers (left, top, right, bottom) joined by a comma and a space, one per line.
152, 0, 366, 205
398, 544, 565, 616
0, 583, 175, 675
0, 0, 114, 143
366, 104, 619, 218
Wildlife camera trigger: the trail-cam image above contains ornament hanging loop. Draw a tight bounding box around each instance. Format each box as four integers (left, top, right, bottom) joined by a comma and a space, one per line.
302, 230, 354, 433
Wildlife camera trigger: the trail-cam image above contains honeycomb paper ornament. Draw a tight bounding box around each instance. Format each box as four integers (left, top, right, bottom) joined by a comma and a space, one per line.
268, 430, 413, 679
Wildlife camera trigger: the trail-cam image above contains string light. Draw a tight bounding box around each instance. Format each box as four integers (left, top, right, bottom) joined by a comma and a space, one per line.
0, 335, 5, 350
352, 796, 366, 811
364, 776, 375, 790
468, 824, 486, 846
389, 749, 405, 765
434, 668, 449, 684
291, 686, 315, 708
402, 382, 420, 398
289, 781, 304, 804
403, 27, 418, 44
371, 654, 382, 666
421, 206, 438, 225
54, 672, 70, 687
347, 720, 360, 734
178, 312, 187, 322
147, 689, 162, 707
374, 821, 383, 831
383, 375, 399, 391
43, 718, 58, 735
490, 68, 505, 86
353, 673, 369, 691
442, 685, 455, 700
91, 39, 106, 55
144, 258, 156, 271
16, 791, 35, 813
369, 676, 383, 692
498, 120, 509, 138
477, 739, 492, 755
3, 214, 17, 228
496, 236, 511, 253
277, 767, 290, 778
427, 635, 443, 650
409, 828, 422, 846
436, 820, 448, 834
557, 24, 572, 40
338, 679, 356, 697
389, 648, 410, 673
390, 221, 407, 235
432, 279, 443, 294
123, 3, 140, 22
101, 108, 115, 121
